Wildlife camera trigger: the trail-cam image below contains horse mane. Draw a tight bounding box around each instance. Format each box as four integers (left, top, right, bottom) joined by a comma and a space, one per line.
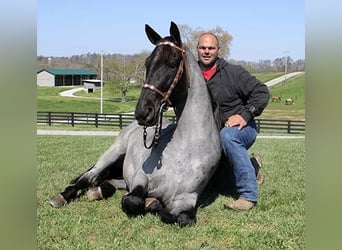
183, 47, 222, 132
211, 98, 224, 132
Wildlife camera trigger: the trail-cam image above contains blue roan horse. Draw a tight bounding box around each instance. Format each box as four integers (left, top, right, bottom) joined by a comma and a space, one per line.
49, 22, 221, 226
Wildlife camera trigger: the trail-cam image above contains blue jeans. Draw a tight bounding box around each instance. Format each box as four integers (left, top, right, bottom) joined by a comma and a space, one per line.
220, 120, 258, 202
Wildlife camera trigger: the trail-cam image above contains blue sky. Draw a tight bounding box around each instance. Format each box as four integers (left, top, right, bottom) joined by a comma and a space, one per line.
37, 0, 304, 62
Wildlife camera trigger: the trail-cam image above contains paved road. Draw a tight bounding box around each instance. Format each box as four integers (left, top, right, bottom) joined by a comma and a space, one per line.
59, 87, 106, 99
264, 72, 304, 88
37, 129, 119, 136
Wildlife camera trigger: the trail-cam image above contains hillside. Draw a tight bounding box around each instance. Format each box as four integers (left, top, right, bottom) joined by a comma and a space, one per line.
37, 72, 305, 120
260, 74, 305, 120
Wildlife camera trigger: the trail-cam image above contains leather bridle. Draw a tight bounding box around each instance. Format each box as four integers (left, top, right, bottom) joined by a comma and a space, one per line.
142, 40, 186, 149
142, 40, 186, 106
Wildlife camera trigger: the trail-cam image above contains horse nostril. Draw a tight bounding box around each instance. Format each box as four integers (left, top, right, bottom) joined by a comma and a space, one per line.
147, 106, 153, 114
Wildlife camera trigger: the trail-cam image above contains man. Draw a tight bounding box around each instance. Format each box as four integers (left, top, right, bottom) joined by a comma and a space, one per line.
197, 33, 270, 211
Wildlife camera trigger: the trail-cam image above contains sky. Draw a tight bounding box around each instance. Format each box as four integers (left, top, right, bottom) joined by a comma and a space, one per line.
37, 0, 305, 62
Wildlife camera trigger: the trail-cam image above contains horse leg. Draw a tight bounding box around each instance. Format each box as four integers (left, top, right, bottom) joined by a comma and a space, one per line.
86, 177, 127, 201
155, 193, 198, 227
49, 149, 126, 208
145, 197, 162, 215
49, 172, 91, 208
158, 207, 197, 227
86, 179, 120, 201
121, 185, 148, 217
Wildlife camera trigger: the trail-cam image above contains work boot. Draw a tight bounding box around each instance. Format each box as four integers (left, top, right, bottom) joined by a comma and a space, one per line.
223, 198, 255, 211
251, 154, 265, 185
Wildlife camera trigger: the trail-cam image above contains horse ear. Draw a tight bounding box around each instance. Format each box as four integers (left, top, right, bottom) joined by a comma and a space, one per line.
170, 21, 182, 45
145, 24, 162, 45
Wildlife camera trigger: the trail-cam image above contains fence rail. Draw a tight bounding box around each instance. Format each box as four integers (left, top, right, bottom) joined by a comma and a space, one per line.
37, 111, 305, 134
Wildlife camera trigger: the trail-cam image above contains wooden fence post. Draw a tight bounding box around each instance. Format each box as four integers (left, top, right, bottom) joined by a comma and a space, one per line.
119, 114, 123, 129
256, 119, 261, 133
48, 112, 51, 126
95, 113, 98, 128
36, 112, 305, 134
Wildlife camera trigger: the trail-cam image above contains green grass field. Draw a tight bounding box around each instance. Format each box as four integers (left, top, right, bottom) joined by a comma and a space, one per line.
37, 136, 304, 249
37, 72, 305, 120
37, 72, 305, 248
261, 75, 305, 120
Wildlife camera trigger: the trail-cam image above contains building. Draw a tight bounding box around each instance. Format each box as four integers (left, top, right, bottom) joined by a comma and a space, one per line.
83, 79, 102, 93
37, 68, 97, 87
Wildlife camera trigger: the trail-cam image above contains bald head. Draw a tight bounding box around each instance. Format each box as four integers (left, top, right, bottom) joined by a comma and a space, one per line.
197, 33, 220, 70
198, 33, 220, 48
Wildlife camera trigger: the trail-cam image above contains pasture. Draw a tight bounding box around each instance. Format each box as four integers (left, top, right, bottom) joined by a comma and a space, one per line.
37, 73, 305, 120
261, 75, 305, 120
37, 135, 304, 249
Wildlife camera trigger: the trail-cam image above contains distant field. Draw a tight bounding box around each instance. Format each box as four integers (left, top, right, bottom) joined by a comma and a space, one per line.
261, 75, 305, 120
37, 72, 305, 120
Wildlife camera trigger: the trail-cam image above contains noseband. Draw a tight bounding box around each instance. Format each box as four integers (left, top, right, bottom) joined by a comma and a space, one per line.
142, 41, 186, 106
142, 41, 186, 149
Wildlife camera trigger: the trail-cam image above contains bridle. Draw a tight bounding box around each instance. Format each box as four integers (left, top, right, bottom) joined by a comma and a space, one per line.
142, 40, 187, 149
142, 41, 186, 107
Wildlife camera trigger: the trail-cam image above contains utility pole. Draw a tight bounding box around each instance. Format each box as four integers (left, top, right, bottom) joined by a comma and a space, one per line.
100, 50, 103, 113
284, 51, 289, 82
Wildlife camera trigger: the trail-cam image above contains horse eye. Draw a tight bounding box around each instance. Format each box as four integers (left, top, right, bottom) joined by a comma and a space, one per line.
168, 58, 181, 67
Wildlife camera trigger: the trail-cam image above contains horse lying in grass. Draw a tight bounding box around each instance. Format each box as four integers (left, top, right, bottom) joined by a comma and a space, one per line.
49, 21, 221, 227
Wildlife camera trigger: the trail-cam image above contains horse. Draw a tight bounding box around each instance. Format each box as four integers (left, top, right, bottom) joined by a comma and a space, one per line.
49, 21, 221, 227
271, 95, 281, 102
285, 98, 294, 105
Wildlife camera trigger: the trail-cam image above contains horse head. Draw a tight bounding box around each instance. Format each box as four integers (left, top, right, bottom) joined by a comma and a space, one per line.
135, 21, 188, 126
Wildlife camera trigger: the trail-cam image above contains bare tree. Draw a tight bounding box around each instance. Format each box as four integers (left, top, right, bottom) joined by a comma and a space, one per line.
178, 24, 233, 59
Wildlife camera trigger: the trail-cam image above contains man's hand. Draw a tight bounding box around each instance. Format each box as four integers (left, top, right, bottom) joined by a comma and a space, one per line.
225, 114, 247, 130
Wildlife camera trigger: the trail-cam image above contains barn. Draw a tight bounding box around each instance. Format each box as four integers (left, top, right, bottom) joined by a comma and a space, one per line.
37, 68, 97, 87
83, 79, 102, 93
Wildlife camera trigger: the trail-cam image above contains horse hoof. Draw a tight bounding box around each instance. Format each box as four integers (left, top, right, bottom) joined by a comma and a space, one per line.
145, 197, 161, 214
49, 194, 67, 208
87, 187, 103, 201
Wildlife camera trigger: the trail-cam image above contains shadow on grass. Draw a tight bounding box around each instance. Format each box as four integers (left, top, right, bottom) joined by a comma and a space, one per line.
197, 158, 238, 208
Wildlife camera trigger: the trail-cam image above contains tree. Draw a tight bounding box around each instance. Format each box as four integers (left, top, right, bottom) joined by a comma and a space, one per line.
178, 24, 233, 59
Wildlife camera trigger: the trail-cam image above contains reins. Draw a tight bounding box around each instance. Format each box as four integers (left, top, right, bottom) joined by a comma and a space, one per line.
142, 41, 187, 149
143, 102, 167, 149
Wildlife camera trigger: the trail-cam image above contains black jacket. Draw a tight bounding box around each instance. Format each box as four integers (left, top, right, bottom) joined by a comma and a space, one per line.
204, 58, 270, 127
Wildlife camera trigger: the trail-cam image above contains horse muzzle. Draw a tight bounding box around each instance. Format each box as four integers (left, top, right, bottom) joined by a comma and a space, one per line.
135, 104, 159, 127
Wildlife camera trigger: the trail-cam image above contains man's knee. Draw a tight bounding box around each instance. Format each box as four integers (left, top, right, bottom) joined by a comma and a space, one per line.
220, 127, 239, 149
220, 127, 237, 142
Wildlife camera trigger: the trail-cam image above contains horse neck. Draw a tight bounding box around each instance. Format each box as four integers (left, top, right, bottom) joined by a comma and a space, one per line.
170, 74, 188, 119
174, 50, 215, 131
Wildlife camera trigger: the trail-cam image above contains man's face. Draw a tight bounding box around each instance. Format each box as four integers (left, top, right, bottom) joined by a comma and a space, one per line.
197, 34, 220, 69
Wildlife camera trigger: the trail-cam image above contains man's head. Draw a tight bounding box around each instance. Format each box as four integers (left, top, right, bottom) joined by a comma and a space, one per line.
197, 33, 220, 70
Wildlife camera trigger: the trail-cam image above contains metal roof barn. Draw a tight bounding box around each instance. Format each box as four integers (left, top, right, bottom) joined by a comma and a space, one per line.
37, 68, 97, 87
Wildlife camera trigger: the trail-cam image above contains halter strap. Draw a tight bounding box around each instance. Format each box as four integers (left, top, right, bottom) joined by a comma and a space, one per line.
156, 41, 185, 53
142, 41, 186, 106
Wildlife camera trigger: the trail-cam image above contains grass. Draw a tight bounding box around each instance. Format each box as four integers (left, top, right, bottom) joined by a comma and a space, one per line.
37, 72, 305, 248
37, 72, 305, 120
254, 72, 284, 83
260, 75, 305, 120
37, 135, 304, 249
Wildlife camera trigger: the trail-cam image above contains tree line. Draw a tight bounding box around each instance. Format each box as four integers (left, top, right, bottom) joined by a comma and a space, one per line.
37, 24, 304, 85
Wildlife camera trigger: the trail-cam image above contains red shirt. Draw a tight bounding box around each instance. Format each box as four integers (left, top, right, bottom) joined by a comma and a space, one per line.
202, 65, 217, 81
